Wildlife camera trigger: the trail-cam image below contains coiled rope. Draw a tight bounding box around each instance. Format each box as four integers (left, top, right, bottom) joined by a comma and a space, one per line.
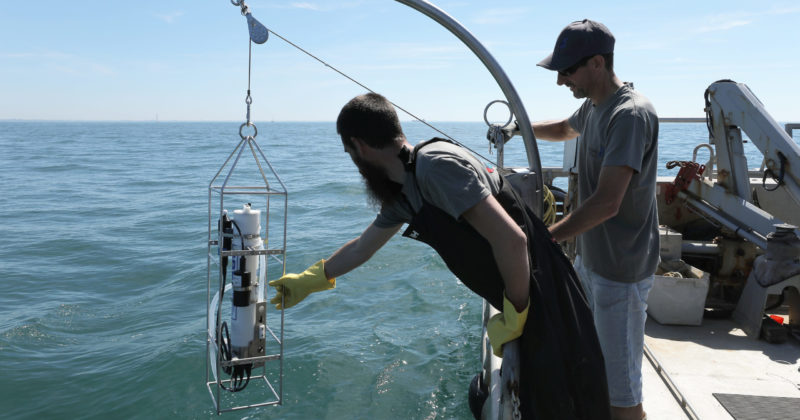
541, 185, 557, 226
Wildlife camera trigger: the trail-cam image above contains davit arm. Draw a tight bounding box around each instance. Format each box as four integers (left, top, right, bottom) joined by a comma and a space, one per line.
678, 81, 800, 338
678, 81, 800, 246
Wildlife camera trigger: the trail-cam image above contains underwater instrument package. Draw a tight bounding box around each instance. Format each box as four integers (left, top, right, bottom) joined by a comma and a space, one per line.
205, 2, 287, 413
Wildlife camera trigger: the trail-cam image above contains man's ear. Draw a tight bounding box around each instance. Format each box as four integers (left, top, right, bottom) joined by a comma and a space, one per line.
590, 54, 604, 70
350, 137, 367, 156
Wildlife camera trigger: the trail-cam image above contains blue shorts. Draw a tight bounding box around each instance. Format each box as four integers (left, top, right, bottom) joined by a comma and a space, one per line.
574, 255, 654, 407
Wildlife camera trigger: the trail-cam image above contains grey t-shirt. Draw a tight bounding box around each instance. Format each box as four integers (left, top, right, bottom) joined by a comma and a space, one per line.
567, 83, 660, 282
374, 140, 501, 228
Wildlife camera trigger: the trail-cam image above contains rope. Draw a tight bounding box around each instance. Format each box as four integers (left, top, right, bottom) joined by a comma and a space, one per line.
263, 27, 498, 167
662, 272, 683, 278
541, 185, 557, 226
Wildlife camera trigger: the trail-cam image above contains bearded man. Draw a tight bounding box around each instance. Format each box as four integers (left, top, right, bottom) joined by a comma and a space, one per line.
269, 92, 611, 419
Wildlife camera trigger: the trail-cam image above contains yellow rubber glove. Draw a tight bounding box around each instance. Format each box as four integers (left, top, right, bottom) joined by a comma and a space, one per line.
487, 294, 530, 357
268, 260, 335, 309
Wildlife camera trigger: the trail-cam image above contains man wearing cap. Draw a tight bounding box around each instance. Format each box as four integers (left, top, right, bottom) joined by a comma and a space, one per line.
502, 19, 659, 420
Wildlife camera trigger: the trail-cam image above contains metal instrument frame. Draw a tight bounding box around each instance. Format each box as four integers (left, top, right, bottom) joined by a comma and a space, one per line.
206, 132, 288, 414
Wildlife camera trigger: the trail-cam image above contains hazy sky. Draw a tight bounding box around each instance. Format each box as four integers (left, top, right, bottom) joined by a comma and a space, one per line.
2, 0, 799, 122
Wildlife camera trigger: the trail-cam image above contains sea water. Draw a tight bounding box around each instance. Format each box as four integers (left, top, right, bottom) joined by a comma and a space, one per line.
0, 121, 796, 419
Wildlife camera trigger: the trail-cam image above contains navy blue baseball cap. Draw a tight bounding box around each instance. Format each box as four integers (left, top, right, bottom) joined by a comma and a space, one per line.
537, 19, 615, 72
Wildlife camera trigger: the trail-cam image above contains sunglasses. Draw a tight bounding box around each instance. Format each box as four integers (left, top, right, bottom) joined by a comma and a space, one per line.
558, 55, 594, 77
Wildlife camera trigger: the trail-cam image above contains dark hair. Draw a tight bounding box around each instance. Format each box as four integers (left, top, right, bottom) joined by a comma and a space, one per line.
601, 52, 613, 71
336, 93, 404, 149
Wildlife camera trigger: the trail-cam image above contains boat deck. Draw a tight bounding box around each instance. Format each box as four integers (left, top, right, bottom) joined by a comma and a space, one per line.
643, 317, 800, 419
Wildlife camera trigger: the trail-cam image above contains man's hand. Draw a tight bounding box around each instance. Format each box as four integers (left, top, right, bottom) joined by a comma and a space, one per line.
269, 260, 335, 309
501, 120, 520, 142
487, 294, 530, 357
486, 121, 520, 145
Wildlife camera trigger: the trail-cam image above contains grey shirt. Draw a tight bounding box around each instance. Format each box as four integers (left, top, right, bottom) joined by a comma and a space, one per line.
568, 83, 660, 282
375, 140, 501, 228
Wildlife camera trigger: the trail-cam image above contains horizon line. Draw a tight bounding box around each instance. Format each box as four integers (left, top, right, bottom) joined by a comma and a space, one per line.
0, 117, 715, 123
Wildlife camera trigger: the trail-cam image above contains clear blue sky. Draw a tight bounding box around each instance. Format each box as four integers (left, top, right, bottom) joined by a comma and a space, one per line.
2, 0, 799, 122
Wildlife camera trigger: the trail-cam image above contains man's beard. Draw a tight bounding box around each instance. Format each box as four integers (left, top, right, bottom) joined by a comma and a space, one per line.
353, 155, 402, 209
568, 83, 588, 99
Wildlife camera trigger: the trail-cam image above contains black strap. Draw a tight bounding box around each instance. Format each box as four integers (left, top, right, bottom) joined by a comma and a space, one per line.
403, 137, 457, 172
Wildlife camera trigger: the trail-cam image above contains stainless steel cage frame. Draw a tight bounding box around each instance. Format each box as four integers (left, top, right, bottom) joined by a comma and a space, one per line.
206, 132, 288, 414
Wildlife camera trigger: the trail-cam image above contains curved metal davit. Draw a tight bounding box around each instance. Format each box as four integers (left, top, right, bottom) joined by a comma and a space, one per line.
395, 0, 544, 218
395, 2, 539, 419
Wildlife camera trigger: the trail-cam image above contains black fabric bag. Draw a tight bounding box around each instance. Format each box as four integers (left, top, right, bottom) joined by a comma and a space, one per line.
402, 138, 610, 419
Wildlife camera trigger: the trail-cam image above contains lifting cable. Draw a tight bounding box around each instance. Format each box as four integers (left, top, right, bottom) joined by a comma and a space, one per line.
231, 1, 561, 222
263, 24, 562, 221
261, 25, 499, 167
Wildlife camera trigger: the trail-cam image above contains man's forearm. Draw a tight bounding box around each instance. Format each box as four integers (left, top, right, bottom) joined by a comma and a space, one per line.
324, 223, 401, 279
324, 238, 366, 279
492, 236, 531, 312
531, 119, 578, 142
550, 165, 634, 242
548, 193, 619, 242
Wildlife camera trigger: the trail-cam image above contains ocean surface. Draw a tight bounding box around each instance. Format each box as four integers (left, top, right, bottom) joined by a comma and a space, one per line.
1, 120, 797, 419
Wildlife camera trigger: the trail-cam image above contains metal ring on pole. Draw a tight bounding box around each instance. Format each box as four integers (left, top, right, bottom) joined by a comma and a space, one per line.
395, 0, 543, 219
483, 100, 513, 128
230, 0, 242, 6
239, 122, 258, 139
